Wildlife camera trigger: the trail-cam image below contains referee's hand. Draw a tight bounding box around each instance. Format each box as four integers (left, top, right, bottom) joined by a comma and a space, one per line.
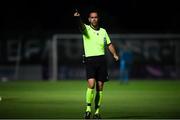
74, 9, 80, 17
113, 55, 119, 61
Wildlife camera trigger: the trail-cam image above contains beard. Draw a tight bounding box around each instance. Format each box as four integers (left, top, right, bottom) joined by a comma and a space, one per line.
92, 21, 98, 27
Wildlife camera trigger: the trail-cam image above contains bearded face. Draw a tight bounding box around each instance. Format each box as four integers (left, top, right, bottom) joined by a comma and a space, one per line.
89, 12, 99, 28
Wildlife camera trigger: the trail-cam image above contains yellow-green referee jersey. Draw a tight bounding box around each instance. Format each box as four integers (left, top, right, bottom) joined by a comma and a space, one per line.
82, 24, 111, 57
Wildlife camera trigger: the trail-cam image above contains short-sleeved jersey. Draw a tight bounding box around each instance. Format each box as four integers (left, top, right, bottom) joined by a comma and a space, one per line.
82, 24, 111, 57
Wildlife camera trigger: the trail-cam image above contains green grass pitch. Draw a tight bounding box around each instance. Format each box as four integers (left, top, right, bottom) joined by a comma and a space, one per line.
0, 80, 180, 119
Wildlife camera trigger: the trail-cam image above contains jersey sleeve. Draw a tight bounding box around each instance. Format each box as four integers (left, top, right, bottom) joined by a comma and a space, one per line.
105, 30, 111, 45
82, 24, 88, 35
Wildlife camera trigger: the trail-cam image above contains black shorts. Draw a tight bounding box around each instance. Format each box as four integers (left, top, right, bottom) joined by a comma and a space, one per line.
85, 55, 109, 82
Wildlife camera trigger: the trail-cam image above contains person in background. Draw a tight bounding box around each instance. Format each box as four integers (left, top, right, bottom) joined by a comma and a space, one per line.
120, 43, 133, 83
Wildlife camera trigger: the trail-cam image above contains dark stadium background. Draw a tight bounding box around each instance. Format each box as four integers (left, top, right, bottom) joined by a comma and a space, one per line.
1, 0, 180, 80
2, 0, 180, 33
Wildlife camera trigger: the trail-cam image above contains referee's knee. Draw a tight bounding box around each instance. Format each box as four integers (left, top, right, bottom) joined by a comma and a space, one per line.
87, 82, 95, 89
87, 78, 95, 89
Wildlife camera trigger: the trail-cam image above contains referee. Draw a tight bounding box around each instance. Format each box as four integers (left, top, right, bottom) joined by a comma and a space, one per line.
74, 10, 119, 119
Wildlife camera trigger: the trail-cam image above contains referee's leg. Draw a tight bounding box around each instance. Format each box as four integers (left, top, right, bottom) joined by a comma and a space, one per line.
84, 78, 95, 119
93, 56, 107, 118
94, 81, 104, 119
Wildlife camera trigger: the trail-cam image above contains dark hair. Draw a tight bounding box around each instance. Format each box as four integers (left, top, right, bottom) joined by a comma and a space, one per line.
88, 9, 100, 17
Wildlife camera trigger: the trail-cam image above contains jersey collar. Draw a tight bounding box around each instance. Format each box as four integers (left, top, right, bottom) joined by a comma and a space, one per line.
90, 24, 100, 31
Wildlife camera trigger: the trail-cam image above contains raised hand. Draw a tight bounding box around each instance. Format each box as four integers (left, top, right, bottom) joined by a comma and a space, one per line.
74, 9, 80, 17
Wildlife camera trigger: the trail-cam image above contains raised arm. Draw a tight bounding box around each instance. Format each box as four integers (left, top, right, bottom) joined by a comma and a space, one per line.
74, 9, 86, 32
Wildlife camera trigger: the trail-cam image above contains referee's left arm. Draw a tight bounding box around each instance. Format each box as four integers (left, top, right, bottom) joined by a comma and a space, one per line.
108, 43, 119, 61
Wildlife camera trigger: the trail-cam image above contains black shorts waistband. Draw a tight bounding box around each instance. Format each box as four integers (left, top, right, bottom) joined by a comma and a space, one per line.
85, 55, 106, 62
85, 55, 105, 58
85, 55, 105, 59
